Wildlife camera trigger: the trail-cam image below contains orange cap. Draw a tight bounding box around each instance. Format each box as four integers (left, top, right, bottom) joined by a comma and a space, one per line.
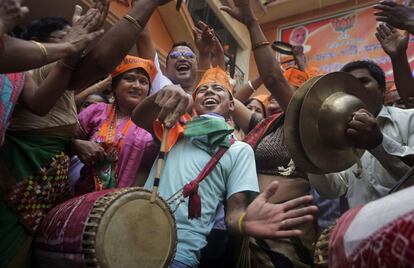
111, 55, 157, 82
193, 67, 233, 99
252, 94, 270, 108
284, 67, 309, 88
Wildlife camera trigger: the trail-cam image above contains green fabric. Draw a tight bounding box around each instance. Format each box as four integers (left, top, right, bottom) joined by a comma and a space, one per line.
95, 159, 117, 189
0, 194, 30, 268
184, 116, 234, 150
0, 132, 70, 183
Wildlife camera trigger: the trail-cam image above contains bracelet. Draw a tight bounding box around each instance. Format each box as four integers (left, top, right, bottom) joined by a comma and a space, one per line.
252, 41, 270, 50
238, 212, 246, 235
31, 41, 48, 63
58, 60, 75, 71
124, 14, 143, 32
247, 80, 255, 92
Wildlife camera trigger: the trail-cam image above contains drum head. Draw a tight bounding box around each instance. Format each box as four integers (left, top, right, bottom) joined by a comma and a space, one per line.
87, 188, 176, 268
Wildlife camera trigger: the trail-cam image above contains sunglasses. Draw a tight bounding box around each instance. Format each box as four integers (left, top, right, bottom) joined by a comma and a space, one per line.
169, 51, 195, 60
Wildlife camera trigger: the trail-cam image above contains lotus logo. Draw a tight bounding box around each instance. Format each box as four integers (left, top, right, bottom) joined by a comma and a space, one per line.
331, 15, 356, 40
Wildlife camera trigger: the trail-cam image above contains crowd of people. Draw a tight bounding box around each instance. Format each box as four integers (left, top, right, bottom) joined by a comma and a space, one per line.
1, 0, 414, 267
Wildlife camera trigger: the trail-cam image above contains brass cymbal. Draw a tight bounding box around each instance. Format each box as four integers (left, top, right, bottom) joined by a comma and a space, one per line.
299, 72, 366, 173
284, 76, 324, 174
271, 41, 294, 55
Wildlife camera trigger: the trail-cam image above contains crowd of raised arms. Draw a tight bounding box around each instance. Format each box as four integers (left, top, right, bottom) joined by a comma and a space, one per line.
1, 0, 414, 267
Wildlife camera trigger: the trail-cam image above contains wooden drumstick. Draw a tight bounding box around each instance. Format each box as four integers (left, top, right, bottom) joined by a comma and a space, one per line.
150, 127, 169, 203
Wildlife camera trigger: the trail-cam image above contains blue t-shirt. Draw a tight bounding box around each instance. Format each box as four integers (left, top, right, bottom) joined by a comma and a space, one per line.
145, 139, 259, 267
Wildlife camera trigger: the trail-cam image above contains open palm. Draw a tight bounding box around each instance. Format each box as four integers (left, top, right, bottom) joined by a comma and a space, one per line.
243, 181, 318, 239
376, 23, 409, 57
220, 0, 256, 26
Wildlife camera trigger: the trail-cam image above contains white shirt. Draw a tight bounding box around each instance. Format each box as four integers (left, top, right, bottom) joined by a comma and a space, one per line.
309, 106, 414, 208
150, 52, 173, 95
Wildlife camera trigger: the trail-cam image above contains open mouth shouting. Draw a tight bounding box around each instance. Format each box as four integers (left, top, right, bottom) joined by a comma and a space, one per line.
202, 97, 220, 109
175, 61, 191, 74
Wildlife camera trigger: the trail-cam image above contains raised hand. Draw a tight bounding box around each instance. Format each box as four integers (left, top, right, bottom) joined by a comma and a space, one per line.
62, 8, 105, 64
375, 23, 409, 58
220, 0, 257, 26
212, 34, 226, 69
243, 181, 318, 238
374, 1, 414, 34
0, 0, 29, 34
155, 84, 192, 128
71, 5, 83, 24
93, 0, 110, 29
193, 21, 216, 56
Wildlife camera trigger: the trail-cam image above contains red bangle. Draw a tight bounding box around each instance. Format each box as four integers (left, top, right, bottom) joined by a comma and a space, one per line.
252, 41, 270, 50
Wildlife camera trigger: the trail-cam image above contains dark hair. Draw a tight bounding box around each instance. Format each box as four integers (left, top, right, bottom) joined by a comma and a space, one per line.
341, 60, 386, 92
22, 17, 70, 42
166, 41, 195, 65
244, 98, 267, 117
90, 92, 110, 104
111, 68, 151, 95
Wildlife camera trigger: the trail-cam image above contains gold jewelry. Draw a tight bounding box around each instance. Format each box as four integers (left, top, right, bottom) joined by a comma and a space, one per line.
58, 60, 75, 71
252, 41, 270, 50
31, 41, 48, 63
238, 212, 246, 235
123, 14, 143, 32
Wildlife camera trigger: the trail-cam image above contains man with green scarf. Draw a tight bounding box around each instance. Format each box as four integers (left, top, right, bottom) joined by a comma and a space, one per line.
133, 67, 318, 268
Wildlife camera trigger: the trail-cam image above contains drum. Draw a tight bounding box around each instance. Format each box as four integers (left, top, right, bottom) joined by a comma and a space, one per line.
329, 186, 414, 268
35, 187, 176, 268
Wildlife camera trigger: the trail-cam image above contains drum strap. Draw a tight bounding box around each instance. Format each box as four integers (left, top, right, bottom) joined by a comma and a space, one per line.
169, 138, 234, 219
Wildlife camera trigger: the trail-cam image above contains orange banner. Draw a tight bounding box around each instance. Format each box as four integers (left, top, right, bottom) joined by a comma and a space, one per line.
278, 2, 414, 81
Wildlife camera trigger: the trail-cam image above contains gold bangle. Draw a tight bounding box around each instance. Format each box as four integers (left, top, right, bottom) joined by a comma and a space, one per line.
238, 212, 246, 235
31, 41, 48, 63
123, 14, 143, 32
58, 60, 75, 71
252, 41, 270, 50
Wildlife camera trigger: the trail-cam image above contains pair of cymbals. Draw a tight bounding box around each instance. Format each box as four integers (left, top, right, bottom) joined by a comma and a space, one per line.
284, 72, 367, 174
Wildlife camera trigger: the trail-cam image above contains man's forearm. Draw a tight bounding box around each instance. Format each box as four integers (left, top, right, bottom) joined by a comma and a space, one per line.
131, 94, 160, 133
370, 134, 412, 181
69, 0, 161, 90
246, 21, 292, 111
0, 36, 72, 73
390, 51, 414, 106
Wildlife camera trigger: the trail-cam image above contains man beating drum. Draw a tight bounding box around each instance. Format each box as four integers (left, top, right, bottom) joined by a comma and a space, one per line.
132, 67, 318, 268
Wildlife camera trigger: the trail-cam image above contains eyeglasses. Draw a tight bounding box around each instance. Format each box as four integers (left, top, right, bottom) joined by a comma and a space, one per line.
169, 51, 195, 60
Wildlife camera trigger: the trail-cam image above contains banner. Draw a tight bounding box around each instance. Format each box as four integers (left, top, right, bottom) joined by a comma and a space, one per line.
278, 2, 414, 81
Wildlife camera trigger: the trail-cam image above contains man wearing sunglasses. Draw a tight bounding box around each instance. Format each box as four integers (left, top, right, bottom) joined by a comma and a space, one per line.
165, 41, 199, 94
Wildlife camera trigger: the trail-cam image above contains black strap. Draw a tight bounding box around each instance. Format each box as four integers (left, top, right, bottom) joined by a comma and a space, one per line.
389, 166, 414, 194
